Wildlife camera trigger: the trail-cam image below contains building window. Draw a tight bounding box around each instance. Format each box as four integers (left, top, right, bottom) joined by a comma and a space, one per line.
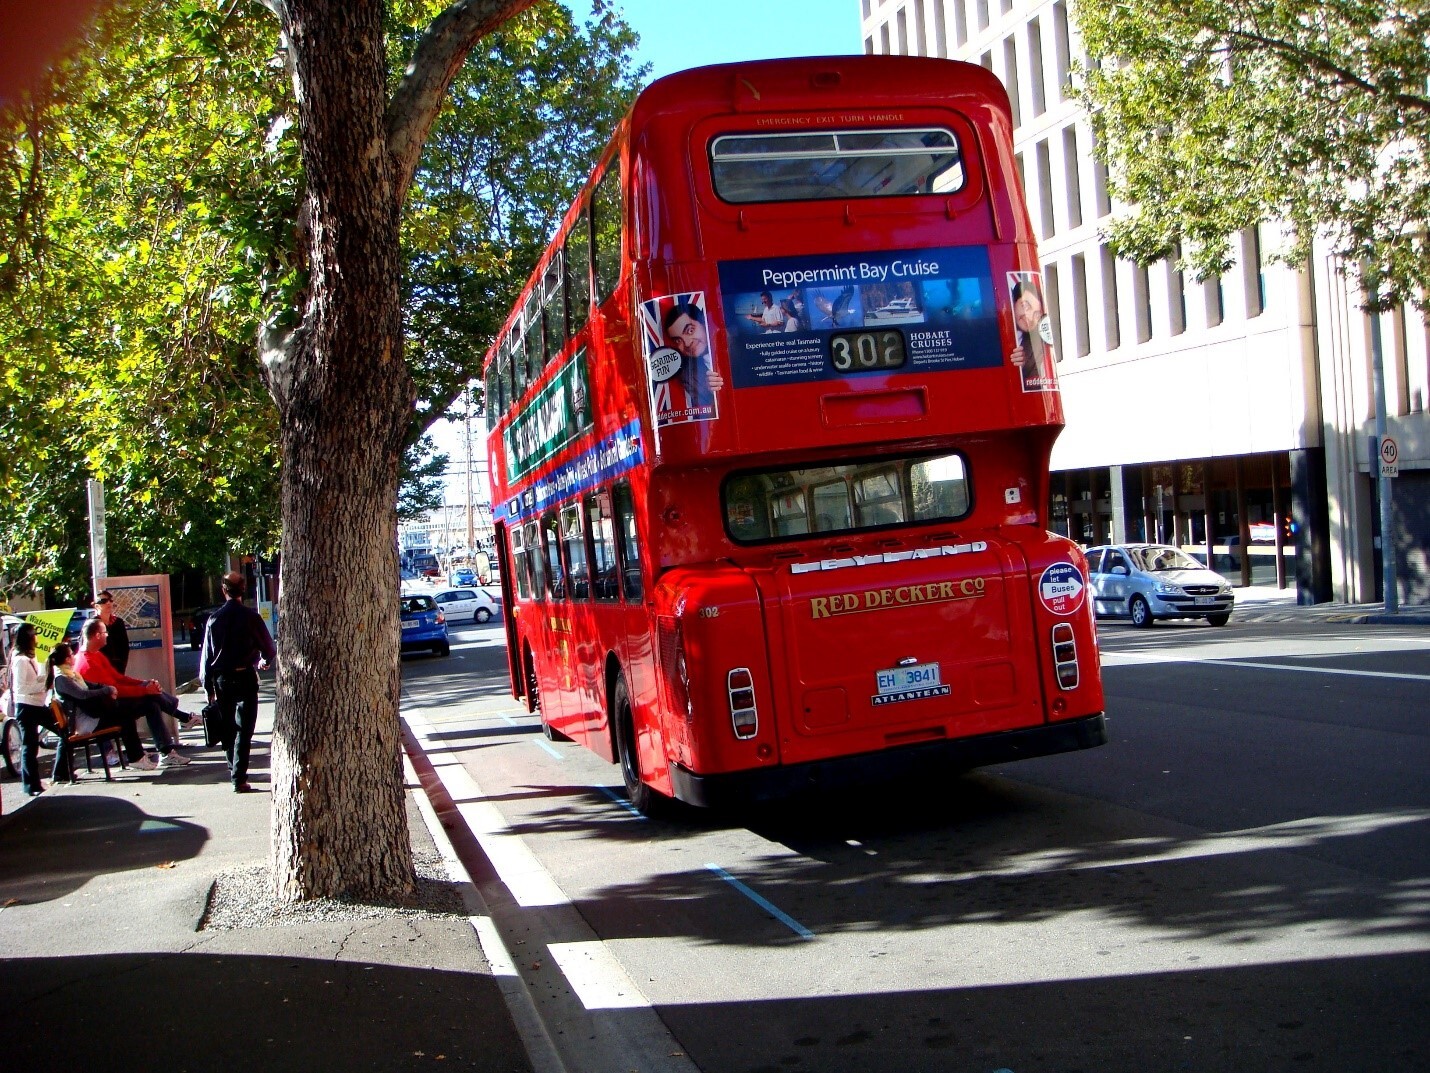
1241, 225, 1265, 318
979, 49, 993, 71
952, 0, 967, 47
1003, 37, 1021, 127
1062, 126, 1082, 229
880, 22, 891, 53
897, 8, 908, 52
864, 35, 875, 54
1028, 17, 1047, 116
1166, 255, 1187, 336
1035, 139, 1054, 238
977, 0, 989, 32
1132, 260, 1152, 343
915, 0, 927, 54
1100, 244, 1121, 350
1071, 252, 1091, 356
1044, 261, 1063, 362
1204, 275, 1224, 328
1092, 152, 1112, 218
1053, 2, 1073, 100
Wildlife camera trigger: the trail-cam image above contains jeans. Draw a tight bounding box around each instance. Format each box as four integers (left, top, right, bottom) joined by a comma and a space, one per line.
112, 696, 175, 755
17, 702, 56, 794
215, 668, 259, 786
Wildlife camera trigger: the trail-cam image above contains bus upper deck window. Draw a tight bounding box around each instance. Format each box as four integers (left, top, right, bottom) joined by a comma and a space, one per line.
710, 127, 964, 204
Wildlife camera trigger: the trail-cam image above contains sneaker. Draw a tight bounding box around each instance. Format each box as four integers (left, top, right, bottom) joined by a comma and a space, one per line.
158, 750, 192, 768
103, 747, 120, 767
181, 714, 204, 730
132, 753, 160, 771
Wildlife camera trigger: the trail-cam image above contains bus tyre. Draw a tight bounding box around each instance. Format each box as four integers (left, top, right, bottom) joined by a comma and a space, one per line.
1206, 612, 1231, 627
613, 676, 664, 816
1129, 595, 1154, 628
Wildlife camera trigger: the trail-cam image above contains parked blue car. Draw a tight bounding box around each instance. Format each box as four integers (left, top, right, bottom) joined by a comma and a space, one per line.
400, 594, 449, 657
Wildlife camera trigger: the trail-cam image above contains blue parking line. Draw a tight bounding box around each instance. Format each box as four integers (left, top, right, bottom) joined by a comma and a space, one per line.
705, 863, 814, 940
594, 784, 647, 819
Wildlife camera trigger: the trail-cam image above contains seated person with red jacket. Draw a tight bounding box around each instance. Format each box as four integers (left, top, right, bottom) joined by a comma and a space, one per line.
74, 617, 191, 771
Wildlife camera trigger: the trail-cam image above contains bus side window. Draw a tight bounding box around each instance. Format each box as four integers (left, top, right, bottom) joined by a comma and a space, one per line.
854, 467, 906, 527
542, 253, 564, 366
483, 363, 498, 432
542, 513, 565, 600
592, 164, 622, 304
566, 217, 591, 339
523, 292, 544, 382
613, 481, 643, 601
524, 521, 544, 599
811, 480, 852, 532
772, 488, 810, 537
587, 491, 619, 602
510, 325, 526, 398
562, 502, 589, 600
511, 525, 531, 600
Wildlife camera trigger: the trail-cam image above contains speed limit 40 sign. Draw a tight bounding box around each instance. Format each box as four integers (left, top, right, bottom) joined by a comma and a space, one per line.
1380, 436, 1400, 478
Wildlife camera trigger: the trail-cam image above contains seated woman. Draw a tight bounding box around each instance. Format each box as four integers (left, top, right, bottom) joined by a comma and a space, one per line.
46, 641, 152, 776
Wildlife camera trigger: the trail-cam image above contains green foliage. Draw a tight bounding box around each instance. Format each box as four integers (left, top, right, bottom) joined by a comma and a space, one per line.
402, 0, 645, 436
0, 0, 643, 596
398, 434, 449, 522
1075, 0, 1430, 310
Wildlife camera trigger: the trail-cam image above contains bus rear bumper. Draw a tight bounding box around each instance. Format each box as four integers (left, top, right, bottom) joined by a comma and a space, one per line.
668, 713, 1107, 809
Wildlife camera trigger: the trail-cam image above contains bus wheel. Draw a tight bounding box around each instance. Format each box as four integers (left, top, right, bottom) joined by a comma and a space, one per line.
613, 676, 663, 816
523, 647, 540, 714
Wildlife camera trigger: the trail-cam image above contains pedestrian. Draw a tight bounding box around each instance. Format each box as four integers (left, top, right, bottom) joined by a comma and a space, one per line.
8, 623, 58, 796
199, 571, 275, 793
94, 589, 130, 673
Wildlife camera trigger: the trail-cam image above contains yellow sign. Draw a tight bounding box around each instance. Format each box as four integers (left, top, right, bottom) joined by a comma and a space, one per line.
22, 609, 77, 663
810, 578, 987, 620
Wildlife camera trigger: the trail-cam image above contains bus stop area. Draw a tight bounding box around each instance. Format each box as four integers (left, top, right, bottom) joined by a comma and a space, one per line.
0, 688, 535, 1073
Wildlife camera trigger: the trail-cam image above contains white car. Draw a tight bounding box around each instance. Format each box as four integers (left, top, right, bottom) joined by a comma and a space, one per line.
1086, 543, 1235, 627
430, 586, 498, 625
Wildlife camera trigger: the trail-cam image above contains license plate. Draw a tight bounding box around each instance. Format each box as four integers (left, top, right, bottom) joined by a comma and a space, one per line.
401, 620, 420, 629
877, 662, 941, 694
1194, 596, 1215, 606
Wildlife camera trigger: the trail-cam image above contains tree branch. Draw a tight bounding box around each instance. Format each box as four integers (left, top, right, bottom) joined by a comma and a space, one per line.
387, 0, 538, 206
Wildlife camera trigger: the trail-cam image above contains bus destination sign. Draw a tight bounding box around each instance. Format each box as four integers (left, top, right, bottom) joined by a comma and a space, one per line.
718, 245, 1003, 389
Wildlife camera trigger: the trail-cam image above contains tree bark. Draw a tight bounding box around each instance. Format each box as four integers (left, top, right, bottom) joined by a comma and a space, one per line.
270, 0, 415, 902
264, 0, 538, 902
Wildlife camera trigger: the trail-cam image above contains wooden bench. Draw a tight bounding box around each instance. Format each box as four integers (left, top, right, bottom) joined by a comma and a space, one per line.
48, 699, 128, 781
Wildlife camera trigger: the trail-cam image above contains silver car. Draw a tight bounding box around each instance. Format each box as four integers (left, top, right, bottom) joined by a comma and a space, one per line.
1086, 543, 1234, 627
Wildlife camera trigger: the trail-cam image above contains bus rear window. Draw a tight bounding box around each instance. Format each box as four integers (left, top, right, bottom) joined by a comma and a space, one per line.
710, 127, 965, 204
723, 451, 971, 544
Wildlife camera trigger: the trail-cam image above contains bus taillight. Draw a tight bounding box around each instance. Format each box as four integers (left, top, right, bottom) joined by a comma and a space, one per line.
1051, 622, 1079, 689
727, 668, 758, 739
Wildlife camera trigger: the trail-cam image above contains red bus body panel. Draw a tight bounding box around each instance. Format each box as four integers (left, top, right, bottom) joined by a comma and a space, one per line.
486, 56, 1105, 807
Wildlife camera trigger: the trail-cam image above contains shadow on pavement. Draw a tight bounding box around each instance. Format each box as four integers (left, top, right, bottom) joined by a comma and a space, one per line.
3, 952, 530, 1073
0, 795, 208, 905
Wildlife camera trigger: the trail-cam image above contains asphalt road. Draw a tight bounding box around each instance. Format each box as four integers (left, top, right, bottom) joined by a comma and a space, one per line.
403, 615, 1430, 1073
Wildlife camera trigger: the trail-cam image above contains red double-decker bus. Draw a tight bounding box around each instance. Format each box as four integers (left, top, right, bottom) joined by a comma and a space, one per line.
483, 56, 1105, 813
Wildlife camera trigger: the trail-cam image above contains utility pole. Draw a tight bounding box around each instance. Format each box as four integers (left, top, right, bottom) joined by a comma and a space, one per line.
1368, 297, 1398, 613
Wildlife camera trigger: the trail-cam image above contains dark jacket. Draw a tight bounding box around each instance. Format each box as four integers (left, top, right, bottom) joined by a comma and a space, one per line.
199, 599, 276, 694
100, 615, 130, 674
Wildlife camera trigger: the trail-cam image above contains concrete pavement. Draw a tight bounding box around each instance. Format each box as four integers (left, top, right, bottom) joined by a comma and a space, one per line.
0, 685, 535, 1073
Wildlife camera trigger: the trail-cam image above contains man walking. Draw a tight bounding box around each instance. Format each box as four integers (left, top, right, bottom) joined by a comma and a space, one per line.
200, 571, 275, 792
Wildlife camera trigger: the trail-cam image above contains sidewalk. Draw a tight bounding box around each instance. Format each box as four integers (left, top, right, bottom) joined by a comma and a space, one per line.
1229, 583, 1430, 625
0, 689, 534, 1073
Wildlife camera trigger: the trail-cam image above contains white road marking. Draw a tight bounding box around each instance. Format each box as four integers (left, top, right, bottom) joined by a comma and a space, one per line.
1105, 651, 1430, 681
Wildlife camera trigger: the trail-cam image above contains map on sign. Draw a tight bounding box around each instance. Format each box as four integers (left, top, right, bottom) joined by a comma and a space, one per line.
108, 583, 162, 650
1038, 562, 1085, 616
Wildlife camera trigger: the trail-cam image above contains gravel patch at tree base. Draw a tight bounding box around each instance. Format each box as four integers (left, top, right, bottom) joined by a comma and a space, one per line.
201, 848, 466, 930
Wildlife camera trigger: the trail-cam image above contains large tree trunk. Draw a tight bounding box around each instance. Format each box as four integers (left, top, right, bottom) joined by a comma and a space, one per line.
270, 0, 416, 902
